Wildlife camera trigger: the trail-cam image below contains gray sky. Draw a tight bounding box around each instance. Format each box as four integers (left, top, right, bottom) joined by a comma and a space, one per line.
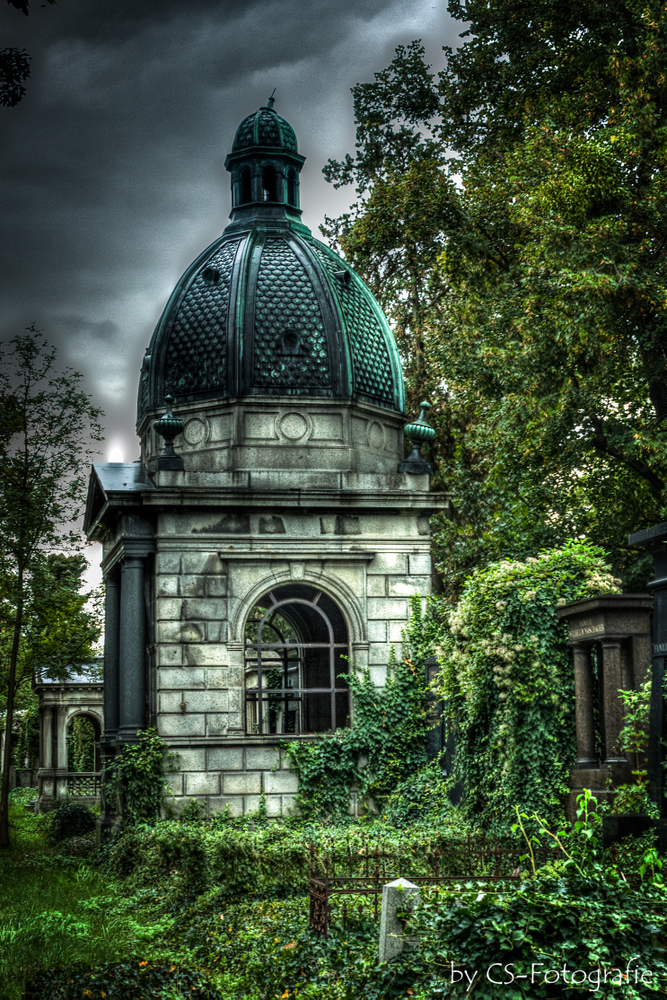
0, 0, 458, 584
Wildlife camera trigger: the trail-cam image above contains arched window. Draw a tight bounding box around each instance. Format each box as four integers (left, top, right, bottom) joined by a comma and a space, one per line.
287, 169, 297, 207
244, 584, 349, 735
239, 168, 252, 205
262, 165, 277, 202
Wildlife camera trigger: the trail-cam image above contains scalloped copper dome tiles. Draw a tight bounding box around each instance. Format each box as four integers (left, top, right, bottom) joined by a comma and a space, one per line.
137, 104, 404, 423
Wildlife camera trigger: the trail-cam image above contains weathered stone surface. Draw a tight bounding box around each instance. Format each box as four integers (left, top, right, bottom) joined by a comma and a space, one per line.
367, 620, 387, 641
228, 688, 243, 713
165, 771, 183, 795
173, 748, 206, 771
206, 714, 228, 737
369, 665, 388, 687
183, 645, 228, 667
157, 598, 184, 621
369, 643, 392, 665
206, 622, 228, 643
182, 552, 226, 575
186, 771, 221, 796
157, 552, 180, 574
207, 747, 243, 770
245, 746, 279, 770
184, 598, 225, 621
157, 621, 204, 644
367, 597, 409, 620
282, 794, 298, 814
264, 771, 298, 794
378, 879, 420, 963
244, 795, 261, 813
180, 575, 206, 597
159, 691, 187, 713
208, 795, 244, 817
206, 576, 228, 597
158, 714, 206, 737
224, 772, 261, 795
158, 645, 182, 666
185, 690, 228, 713
206, 667, 229, 688
227, 667, 244, 687
366, 575, 387, 597
408, 553, 431, 576
387, 575, 429, 597
368, 552, 408, 574
158, 667, 206, 689
388, 622, 405, 643
157, 576, 179, 597
266, 795, 283, 817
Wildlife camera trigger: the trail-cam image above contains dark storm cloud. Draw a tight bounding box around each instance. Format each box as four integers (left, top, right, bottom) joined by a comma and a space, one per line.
0, 0, 455, 459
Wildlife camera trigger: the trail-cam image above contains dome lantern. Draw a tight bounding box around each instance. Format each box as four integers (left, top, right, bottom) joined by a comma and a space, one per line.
223, 93, 306, 230
136, 100, 407, 479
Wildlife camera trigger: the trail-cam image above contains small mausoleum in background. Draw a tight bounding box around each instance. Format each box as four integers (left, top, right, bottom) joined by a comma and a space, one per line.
34, 669, 104, 813
84, 98, 447, 825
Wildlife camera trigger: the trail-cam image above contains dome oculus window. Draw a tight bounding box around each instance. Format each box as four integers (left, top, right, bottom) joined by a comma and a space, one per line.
244, 585, 349, 735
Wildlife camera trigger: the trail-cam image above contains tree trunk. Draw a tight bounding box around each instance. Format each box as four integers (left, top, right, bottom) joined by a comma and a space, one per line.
0, 594, 23, 850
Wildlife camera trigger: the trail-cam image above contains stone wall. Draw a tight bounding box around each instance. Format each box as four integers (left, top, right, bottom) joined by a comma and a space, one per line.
149, 506, 431, 816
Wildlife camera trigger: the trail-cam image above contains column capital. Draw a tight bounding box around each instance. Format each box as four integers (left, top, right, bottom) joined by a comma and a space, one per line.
122, 540, 155, 560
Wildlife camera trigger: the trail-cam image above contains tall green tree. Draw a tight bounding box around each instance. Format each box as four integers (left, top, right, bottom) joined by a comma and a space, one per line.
324, 2, 667, 593
0, 331, 103, 849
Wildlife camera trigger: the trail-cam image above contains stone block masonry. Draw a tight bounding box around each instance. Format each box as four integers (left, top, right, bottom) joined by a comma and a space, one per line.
101, 495, 442, 819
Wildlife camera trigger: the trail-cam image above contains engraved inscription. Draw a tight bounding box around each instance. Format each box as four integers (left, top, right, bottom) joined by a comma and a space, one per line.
570, 623, 605, 638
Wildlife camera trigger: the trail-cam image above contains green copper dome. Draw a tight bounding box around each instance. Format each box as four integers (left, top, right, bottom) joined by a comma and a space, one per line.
232, 99, 298, 153
137, 102, 405, 422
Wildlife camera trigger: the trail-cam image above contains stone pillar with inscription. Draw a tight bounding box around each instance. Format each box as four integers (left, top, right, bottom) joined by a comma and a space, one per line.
557, 594, 653, 819
629, 523, 667, 816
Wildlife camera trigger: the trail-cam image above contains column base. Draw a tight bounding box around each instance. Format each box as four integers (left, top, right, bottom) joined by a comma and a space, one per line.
573, 757, 599, 770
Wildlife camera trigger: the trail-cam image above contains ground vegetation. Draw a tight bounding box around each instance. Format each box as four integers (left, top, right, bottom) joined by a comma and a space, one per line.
1, 785, 663, 1000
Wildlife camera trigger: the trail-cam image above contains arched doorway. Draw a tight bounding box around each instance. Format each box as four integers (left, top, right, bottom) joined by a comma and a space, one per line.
66, 713, 100, 773
244, 584, 349, 735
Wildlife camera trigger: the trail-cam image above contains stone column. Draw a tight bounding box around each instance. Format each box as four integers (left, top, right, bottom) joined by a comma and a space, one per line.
572, 644, 597, 768
55, 706, 69, 798
118, 555, 146, 741
103, 572, 121, 740
42, 706, 53, 769
601, 640, 625, 766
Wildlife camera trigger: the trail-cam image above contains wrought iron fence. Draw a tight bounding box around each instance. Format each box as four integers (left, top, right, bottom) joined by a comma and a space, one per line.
307, 838, 561, 936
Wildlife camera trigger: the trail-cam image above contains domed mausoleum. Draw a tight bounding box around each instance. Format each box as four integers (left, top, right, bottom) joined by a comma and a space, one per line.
84, 99, 447, 825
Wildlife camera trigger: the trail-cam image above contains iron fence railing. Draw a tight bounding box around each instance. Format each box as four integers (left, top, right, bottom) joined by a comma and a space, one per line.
307, 839, 562, 936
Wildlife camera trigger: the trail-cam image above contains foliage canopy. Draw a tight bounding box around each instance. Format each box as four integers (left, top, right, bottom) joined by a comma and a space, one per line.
323, 0, 667, 593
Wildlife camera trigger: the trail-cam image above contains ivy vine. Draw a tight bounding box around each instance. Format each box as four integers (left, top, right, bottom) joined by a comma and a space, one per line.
438, 540, 621, 836
106, 728, 174, 825
285, 597, 443, 821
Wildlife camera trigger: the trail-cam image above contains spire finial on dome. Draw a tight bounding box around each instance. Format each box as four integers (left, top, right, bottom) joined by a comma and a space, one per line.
267, 88, 276, 109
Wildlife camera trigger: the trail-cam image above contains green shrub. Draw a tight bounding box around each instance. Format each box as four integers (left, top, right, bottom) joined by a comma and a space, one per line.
438, 540, 620, 835
286, 596, 444, 821
106, 728, 173, 825
40, 801, 97, 843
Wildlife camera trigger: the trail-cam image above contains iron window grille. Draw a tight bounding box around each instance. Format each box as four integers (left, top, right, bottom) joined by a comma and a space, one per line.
244, 584, 349, 735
